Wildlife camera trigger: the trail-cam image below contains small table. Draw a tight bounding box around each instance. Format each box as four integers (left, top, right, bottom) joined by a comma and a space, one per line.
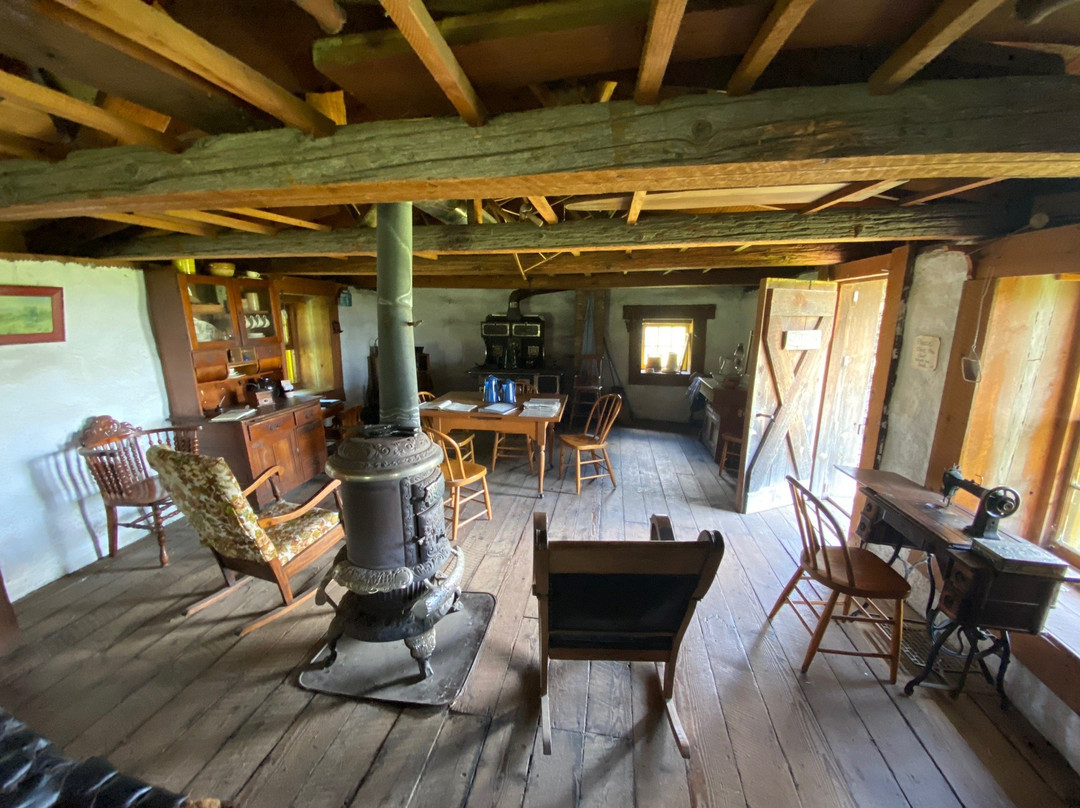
419, 392, 567, 497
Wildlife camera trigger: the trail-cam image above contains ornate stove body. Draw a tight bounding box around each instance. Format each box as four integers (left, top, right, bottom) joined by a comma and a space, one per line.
319, 426, 463, 677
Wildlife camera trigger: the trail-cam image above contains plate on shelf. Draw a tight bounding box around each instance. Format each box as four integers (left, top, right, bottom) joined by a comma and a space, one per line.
193, 318, 217, 341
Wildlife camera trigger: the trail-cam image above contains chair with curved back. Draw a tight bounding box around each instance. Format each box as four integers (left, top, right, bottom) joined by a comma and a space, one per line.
568, 354, 603, 426
557, 393, 622, 495
425, 428, 492, 542
420, 391, 475, 462
491, 379, 535, 471
768, 476, 911, 683
146, 444, 344, 636
78, 415, 201, 566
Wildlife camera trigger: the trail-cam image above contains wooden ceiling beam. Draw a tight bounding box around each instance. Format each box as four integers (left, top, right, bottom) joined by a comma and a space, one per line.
899, 177, 1004, 205
378, 0, 487, 126
266, 244, 859, 276
802, 180, 905, 214
0, 69, 181, 151
81, 206, 1011, 262
634, 0, 688, 105
868, 0, 1014, 94
727, 0, 819, 97
0, 130, 67, 162
626, 191, 647, 225
53, 0, 336, 136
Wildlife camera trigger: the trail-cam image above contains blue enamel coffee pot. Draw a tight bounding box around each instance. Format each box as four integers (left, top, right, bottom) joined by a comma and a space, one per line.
483, 375, 500, 403
500, 379, 516, 403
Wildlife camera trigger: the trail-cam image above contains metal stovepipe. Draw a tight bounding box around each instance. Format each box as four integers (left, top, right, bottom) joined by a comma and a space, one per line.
376, 202, 420, 428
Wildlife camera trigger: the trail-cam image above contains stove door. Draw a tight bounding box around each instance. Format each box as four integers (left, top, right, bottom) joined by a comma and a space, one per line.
410, 468, 446, 566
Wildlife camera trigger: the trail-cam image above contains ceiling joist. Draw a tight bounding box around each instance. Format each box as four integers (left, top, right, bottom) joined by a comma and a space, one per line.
727, 0, 820, 96
900, 177, 1004, 205
634, 0, 689, 105
1, 77, 1077, 222
53, 0, 336, 136
868, 0, 1014, 94
803, 180, 905, 214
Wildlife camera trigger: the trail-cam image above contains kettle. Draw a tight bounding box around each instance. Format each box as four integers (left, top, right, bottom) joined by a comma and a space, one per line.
500, 379, 516, 404
483, 375, 500, 404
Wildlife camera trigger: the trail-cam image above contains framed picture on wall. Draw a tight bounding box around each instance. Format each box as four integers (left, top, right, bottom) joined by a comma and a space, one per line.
0, 285, 65, 345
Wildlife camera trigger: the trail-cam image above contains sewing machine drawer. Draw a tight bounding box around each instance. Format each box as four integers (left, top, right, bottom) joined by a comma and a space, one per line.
940, 550, 1061, 634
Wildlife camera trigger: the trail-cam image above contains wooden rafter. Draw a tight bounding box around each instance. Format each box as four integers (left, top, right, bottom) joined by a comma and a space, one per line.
727, 0, 820, 97
868, 0, 1014, 94
900, 178, 1004, 206
0, 131, 66, 162
627, 191, 647, 225
163, 210, 278, 235
634, 0, 688, 105
79, 206, 1011, 262
94, 212, 219, 237
222, 208, 331, 232
53, 0, 336, 136
378, 0, 487, 126
527, 196, 558, 225
353, 267, 808, 290
802, 180, 905, 214
0, 69, 181, 151
1, 77, 1074, 223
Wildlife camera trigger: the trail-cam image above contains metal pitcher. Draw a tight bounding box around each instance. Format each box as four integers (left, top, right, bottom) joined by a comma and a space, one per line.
483, 375, 500, 403
500, 379, 516, 403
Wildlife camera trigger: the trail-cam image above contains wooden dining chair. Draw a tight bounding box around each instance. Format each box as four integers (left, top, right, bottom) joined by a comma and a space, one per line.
146, 444, 344, 636
491, 379, 535, 471
557, 393, 622, 494
768, 476, 911, 683
420, 391, 476, 462
533, 512, 725, 758
78, 415, 201, 566
426, 428, 492, 542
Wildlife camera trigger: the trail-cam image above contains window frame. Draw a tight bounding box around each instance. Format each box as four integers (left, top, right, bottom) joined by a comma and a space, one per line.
623, 304, 715, 386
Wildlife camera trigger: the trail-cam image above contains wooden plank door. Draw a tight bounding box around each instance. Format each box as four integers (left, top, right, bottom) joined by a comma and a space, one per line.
736, 278, 837, 513
810, 278, 887, 509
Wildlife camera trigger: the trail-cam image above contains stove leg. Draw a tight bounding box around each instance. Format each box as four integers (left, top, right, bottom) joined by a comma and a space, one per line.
406, 628, 437, 679
322, 620, 344, 669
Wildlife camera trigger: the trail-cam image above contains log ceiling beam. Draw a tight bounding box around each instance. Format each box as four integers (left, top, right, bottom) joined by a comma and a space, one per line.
634, 0, 688, 105
379, 0, 487, 125
266, 244, 862, 277
346, 266, 808, 290
1, 77, 1078, 222
0, 69, 182, 152
53, 0, 336, 136
727, 0, 820, 97
868, 0, 1014, 94
81, 206, 1012, 261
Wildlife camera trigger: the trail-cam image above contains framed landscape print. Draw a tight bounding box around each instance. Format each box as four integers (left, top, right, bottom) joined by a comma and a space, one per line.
0, 286, 65, 345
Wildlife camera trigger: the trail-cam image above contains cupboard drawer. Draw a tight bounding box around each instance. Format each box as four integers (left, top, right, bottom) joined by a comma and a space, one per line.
294, 403, 321, 426
246, 412, 293, 443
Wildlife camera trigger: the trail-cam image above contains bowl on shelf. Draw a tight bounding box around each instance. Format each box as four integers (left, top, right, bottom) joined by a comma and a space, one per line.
207, 262, 236, 278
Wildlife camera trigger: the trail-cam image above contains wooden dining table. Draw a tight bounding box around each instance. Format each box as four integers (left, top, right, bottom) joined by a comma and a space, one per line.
419, 391, 567, 497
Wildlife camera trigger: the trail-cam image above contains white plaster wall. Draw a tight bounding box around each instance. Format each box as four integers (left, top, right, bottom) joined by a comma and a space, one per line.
608, 286, 759, 422
337, 287, 576, 402
879, 248, 970, 482
0, 259, 169, 600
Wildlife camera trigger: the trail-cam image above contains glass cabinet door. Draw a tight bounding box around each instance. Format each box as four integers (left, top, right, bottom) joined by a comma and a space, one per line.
186, 278, 235, 345
237, 282, 278, 341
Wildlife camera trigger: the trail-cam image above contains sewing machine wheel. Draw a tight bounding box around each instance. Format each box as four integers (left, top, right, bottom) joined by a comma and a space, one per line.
985, 486, 1020, 518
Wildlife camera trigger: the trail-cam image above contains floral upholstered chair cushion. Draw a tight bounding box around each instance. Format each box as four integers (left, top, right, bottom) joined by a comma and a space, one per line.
147, 445, 339, 565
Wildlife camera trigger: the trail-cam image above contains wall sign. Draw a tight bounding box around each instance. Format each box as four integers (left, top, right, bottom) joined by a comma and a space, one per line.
0, 285, 65, 345
912, 335, 941, 371
782, 329, 822, 351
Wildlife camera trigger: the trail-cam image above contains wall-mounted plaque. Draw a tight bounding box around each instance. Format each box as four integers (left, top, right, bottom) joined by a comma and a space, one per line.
782, 329, 822, 351
912, 335, 941, 371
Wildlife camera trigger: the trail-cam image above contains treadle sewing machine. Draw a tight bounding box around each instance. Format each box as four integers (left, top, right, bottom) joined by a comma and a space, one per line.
840, 465, 1070, 705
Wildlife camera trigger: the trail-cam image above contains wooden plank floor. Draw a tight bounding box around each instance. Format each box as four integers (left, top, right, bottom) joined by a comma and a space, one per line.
4, 427, 1079, 808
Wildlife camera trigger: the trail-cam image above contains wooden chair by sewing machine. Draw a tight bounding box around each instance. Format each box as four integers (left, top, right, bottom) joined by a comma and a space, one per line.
426, 428, 492, 542
533, 512, 725, 758
557, 393, 622, 495
420, 391, 475, 461
491, 379, 535, 471
147, 444, 344, 636
78, 415, 201, 566
568, 354, 603, 426
768, 476, 911, 683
